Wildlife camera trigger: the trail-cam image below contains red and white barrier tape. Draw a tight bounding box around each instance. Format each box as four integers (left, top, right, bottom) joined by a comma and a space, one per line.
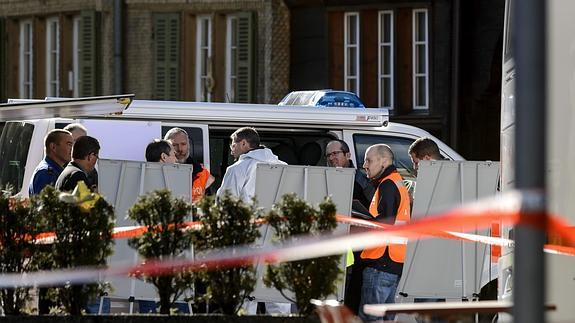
2, 190, 575, 288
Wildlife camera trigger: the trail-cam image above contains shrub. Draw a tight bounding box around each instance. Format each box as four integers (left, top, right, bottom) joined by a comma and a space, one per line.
37, 184, 115, 315
264, 194, 342, 316
0, 186, 45, 315
193, 193, 261, 315
128, 189, 195, 315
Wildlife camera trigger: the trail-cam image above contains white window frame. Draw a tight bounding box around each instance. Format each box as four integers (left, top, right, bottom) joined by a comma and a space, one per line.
225, 15, 238, 103
196, 15, 213, 102
19, 20, 33, 99
72, 16, 81, 97
378, 10, 394, 109
46, 16, 60, 97
344, 12, 360, 97
412, 8, 429, 110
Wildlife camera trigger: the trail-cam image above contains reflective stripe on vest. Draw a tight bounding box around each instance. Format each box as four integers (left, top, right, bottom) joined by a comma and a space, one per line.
360, 171, 411, 263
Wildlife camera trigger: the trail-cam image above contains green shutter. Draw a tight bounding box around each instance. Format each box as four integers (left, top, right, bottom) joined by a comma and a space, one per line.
235, 12, 254, 103
153, 13, 180, 100
79, 11, 101, 97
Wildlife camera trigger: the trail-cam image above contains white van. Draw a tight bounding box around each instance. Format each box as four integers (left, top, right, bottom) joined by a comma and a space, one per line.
0, 95, 467, 309
0, 95, 463, 197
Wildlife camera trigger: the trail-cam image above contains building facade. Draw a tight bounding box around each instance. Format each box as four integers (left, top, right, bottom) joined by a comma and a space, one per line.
0, 0, 504, 160
287, 0, 504, 160
0, 0, 290, 104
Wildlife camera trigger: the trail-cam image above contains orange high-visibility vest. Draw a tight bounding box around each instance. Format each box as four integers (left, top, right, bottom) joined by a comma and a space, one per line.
192, 168, 211, 203
360, 171, 411, 263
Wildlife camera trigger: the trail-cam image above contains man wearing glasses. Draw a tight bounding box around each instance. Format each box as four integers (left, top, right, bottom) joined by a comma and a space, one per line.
55, 136, 101, 192
325, 139, 374, 315
325, 139, 373, 208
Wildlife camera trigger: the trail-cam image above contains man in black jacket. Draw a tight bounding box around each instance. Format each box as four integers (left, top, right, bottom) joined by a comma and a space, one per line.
55, 136, 100, 192
358, 144, 411, 322
325, 139, 374, 315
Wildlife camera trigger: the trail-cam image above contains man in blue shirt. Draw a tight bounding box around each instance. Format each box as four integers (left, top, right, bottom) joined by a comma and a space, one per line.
28, 129, 74, 195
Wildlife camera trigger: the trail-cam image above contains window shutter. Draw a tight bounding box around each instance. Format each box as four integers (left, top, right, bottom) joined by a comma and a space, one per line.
235, 12, 254, 103
79, 10, 101, 97
153, 13, 180, 100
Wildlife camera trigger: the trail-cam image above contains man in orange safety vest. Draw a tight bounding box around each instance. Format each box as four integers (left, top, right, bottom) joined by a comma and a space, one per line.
358, 144, 411, 322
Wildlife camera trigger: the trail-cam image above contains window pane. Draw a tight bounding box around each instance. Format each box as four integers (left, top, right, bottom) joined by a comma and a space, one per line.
347, 79, 357, 94
382, 14, 391, 43
416, 12, 427, 42
347, 15, 357, 45
382, 46, 391, 75
347, 48, 357, 75
51, 23, 58, 48
416, 44, 426, 73
416, 76, 426, 106
231, 19, 237, 45
230, 47, 237, 72
51, 53, 58, 77
381, 77, 391, 107
0, 122, 34, 191
353, 134, 416, 179
202, 20, 209, 46
201, 50, 208, 75
230, 78, 236, 100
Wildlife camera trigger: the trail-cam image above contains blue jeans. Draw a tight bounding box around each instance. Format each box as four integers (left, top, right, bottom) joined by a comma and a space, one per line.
358, 267, 399, 322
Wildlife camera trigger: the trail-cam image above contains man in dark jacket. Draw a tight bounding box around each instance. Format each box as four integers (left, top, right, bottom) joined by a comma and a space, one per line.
29, 129, 74, 195
325, 139, 374, 315
325, 139, 373, 208
55, 136, 100, 192
358, 144, 411, 322
164, 127, 214, 202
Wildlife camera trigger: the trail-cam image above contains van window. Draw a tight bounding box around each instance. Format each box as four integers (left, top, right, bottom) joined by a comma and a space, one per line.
208, 129, 335, 190
161, 126, 204, 163
0, 122, 35, 192
353, 134, 416, 179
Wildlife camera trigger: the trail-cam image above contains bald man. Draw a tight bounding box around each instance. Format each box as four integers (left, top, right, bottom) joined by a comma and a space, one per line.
358, 144, 411, 322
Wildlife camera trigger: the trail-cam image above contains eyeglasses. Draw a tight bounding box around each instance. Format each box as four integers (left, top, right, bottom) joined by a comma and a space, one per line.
325, 150, 344, 158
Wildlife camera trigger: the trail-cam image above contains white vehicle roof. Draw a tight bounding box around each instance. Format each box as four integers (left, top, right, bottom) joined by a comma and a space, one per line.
119, 100, 388, 128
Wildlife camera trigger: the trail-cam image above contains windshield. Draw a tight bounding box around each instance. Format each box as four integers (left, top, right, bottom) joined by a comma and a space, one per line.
0, 122, 35, 192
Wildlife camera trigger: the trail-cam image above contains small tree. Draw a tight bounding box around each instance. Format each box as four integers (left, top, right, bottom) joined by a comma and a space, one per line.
264, 194, 342, 316
194, 193, 261, 315
0, 186, 45, 315
37, 184, 115, 315
128, 189, 195, 315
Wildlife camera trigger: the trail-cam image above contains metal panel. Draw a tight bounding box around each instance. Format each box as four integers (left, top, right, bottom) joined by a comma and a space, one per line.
0, 94, 133, 121
98, 159, 193, 300
398, 161, 500, 301
252, 164, 355, 303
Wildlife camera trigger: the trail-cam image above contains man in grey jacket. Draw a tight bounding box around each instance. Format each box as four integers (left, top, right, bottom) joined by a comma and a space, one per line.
217, 127, 286, 203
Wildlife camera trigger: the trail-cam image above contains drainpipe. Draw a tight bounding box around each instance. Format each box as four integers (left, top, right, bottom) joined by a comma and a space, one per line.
114, 0, 123, 94
450, 0, 461, 149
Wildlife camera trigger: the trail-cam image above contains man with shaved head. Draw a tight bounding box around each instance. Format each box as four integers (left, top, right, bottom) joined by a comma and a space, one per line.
358, 144, 411, 322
